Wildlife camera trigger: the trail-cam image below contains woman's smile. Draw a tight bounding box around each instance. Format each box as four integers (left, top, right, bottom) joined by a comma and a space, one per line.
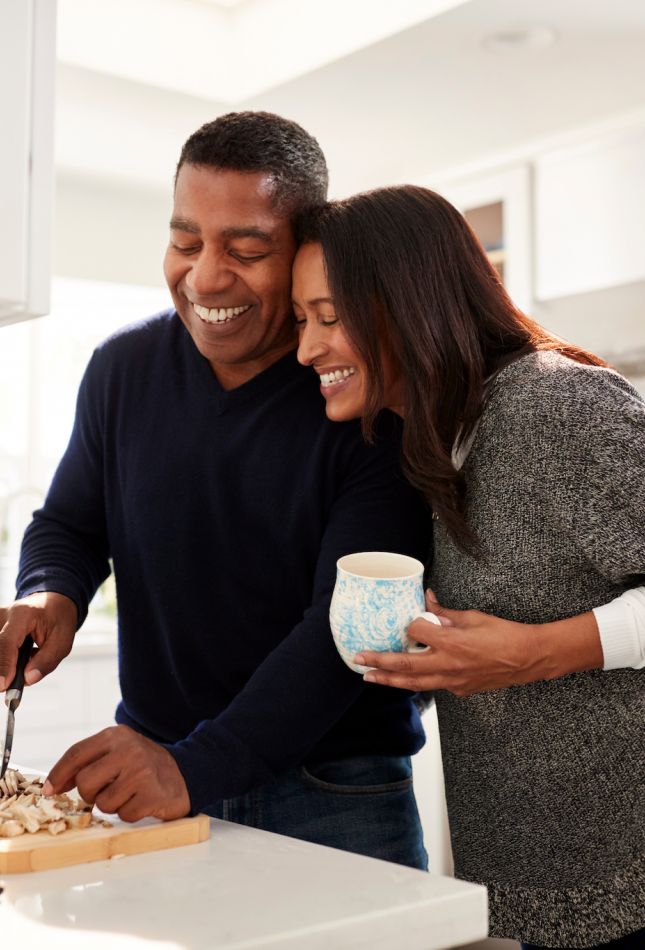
318, 365, 357, 392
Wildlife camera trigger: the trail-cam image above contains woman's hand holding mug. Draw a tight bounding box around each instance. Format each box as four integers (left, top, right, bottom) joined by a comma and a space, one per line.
329, 552, 440, 675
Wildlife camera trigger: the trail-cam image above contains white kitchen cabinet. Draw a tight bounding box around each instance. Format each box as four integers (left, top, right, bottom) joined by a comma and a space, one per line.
535, 123, 645, 300
0, 0, 57, 326
437, 165, 533, 315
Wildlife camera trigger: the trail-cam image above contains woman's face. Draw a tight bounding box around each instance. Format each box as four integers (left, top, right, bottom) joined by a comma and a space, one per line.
293, 243, 403, 421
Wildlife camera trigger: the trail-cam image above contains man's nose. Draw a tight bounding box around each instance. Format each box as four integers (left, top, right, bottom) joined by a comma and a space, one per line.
185, 251, 236, 297
296, 323, 327, 366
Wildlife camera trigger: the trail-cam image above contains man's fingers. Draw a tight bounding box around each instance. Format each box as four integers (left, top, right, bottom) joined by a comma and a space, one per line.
0, 636, 16, 692
0, 615, 35, 689
96, 778, 139, 817
44, 729, 113, 796
25, 628, 74, 684
74, 754, 122, 806
117, 792, 150, 824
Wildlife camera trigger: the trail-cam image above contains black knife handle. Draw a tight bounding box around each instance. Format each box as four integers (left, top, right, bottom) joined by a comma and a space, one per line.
9, 635, 34, 695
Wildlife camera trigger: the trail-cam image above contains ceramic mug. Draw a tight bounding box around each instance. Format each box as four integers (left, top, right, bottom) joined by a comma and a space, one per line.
329, 551, 440, 674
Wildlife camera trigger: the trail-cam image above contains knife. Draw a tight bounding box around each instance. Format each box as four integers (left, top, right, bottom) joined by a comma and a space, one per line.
0, 635, 34, 780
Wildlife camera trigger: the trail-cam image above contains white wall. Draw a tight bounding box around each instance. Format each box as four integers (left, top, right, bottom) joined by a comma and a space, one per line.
54, 172, 170, 288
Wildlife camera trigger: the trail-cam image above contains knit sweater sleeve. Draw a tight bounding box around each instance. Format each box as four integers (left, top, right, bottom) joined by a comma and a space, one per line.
521, 359, 645, 593
15, 351, 111, 625
164, 424, 430, 814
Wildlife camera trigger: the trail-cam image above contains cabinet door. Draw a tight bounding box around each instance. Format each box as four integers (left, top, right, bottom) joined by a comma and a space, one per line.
439, 165, 532, 315
0, 0, 56, 326
535, 123, 645, 300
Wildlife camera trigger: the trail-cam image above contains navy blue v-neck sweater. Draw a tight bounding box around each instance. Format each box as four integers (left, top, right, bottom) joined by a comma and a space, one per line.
17, 311, 430, 813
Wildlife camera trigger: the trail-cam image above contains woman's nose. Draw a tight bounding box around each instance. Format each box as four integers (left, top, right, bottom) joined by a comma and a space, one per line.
186, 251, 236, 297
296, 323, 327, 366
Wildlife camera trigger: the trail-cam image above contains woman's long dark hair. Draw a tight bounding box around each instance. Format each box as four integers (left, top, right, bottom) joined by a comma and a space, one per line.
297, 185, 605, 553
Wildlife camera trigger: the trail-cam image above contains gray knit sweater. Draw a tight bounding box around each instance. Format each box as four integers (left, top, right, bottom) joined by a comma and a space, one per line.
431, 351, 644, 947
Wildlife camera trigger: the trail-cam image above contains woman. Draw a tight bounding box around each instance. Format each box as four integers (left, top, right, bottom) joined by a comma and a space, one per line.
291, 186, 644, 950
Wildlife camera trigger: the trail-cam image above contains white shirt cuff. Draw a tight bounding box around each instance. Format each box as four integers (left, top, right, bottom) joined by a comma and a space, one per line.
593, 587, 645, 670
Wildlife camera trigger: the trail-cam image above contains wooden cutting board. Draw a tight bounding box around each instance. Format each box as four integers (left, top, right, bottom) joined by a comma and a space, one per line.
0, 812, 210, 874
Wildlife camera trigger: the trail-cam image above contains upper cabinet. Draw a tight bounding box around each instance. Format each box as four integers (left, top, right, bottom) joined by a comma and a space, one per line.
534, 123, 645, 301
0, 0, 57, 327
437, 165, 533, 315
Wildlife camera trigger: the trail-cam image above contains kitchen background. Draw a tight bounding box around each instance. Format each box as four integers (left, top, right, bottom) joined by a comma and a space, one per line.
1, 1, 644, 945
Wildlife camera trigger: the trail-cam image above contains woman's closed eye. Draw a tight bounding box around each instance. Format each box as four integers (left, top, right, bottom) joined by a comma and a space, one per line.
293, 310, 339, 329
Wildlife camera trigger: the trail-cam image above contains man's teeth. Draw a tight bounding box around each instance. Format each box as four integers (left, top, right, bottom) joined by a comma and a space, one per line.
319, 368, 356, 387
194, 304, 251, 323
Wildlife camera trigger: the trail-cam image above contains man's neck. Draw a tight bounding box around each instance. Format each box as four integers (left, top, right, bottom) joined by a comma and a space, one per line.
210, 340, 297, 391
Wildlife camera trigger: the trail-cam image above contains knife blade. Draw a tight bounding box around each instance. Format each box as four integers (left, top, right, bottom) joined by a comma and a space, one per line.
0, 635, 34, 780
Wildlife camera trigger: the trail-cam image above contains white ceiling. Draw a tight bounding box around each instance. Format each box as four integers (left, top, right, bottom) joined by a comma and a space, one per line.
55, 0, 645, 197
57, 0, 467, 103
205, 0, 251, 8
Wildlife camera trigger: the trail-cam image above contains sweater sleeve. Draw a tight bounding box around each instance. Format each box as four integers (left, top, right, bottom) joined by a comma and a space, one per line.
15, 352, 111, 625
564, 372, 645, 586
165, 422, 431, 814
532, 364, 645, 638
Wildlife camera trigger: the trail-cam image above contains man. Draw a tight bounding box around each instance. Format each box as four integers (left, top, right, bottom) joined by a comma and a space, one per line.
0, 112, 430, 868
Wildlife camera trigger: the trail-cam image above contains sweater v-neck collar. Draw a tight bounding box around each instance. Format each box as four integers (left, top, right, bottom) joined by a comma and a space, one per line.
179, 317, 303, 413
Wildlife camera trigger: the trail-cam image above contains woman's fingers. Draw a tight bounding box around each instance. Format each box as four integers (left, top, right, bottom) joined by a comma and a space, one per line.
362, 668, 443, 691
357, 650, 422, 671
424, 587, 439, 609
424, 589, 456, 626
356, 649, 438, 691
407, 616, 442, 643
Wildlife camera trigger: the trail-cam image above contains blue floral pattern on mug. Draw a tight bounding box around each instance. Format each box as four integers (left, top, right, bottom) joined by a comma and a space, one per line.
330, 572, 424, 673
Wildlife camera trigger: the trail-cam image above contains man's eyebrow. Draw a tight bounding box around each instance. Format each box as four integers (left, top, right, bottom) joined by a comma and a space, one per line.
169, 217, 200, 234
168, 220, 275, 243
220, 226, 274, 242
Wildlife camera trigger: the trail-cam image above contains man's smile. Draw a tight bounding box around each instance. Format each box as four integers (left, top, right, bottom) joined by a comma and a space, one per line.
193, 303, 253, 325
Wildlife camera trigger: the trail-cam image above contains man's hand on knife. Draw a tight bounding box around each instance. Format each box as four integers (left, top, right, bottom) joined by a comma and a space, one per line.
0, 592, 77, 691
43, 724, 192, 823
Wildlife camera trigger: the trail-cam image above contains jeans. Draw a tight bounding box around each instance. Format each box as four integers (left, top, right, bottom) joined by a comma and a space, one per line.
208, 754, 428, 871
522, 927, 645, 950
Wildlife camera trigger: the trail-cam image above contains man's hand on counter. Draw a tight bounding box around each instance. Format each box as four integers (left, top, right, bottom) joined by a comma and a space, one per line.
0, 591, 77, 691
43, 724, 192, 822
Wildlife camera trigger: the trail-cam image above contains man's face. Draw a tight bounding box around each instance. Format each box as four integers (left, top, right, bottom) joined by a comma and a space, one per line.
164, 164, 297, 387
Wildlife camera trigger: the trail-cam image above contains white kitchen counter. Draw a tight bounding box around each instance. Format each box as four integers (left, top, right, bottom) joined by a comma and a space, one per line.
0, 818, 487, 949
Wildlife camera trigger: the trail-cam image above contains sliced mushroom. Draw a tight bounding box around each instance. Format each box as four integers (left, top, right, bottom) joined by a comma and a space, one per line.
0, 819, 25, 837
35, 798, 66, 822
4, 770, 19, 795
66, 812, 92, 830
0, 768, 99, 837
47, 820, 68, 836
9, 804, 42, 834
16, 792, 36, 808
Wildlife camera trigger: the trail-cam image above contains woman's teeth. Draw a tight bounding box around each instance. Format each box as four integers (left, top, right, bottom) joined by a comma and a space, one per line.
319, 368, 356, 388
194, 304, 251, 324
